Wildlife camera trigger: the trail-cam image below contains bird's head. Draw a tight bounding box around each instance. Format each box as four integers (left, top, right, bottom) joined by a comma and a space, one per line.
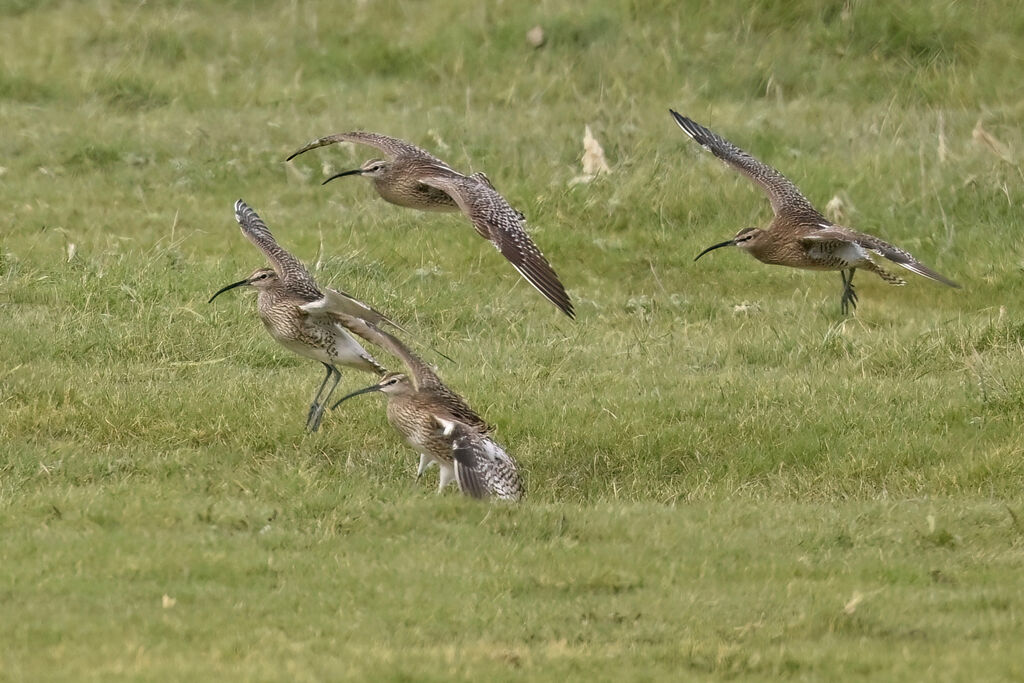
208, 267, 279, 303
694, 227, 764, 261
332, 372, 413, 409
322, 158, 391, 185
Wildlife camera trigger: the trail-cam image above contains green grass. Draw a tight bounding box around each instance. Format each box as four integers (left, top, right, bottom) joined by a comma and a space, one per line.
2, 0, 1024, 679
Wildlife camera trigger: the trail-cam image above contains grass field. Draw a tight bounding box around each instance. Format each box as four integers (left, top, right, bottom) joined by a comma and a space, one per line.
3, 0, 1024, 679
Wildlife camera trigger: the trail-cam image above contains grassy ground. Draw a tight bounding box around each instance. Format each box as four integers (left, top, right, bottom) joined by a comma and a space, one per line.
2, 0, 1023, 679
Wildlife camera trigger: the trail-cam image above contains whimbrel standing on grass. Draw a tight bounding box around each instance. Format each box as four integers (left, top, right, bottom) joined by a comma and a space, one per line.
208, 199, 402, 432
331, 314, 524, 501
671, 111, 960, 313
286, 131, 575, 319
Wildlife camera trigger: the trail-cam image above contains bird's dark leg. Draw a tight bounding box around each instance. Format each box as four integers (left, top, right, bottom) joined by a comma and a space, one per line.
839, 268, 858, 314
312, 366, 344, 432
306, 363, 335, 432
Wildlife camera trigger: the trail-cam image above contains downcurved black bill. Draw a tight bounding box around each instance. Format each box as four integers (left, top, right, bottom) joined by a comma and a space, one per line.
208, 278, 250, 303
694, 239, 736, 262
322, 168, 363, 185
331, 383, 382, 410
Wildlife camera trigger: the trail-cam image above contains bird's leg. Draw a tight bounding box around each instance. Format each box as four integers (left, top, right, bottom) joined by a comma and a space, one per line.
839, 268, 858, 314
437, 462, 457, 493
847, 269, 859, 309
306, 363, 333, 423
317, 365, 344, 415
416, 453, 433, 480
839, 269, 848, 309
307, 366, 341, 433
306, 363, 336, 432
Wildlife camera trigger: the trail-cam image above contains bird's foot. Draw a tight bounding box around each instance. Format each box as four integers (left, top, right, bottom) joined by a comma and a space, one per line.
840, 284, 858, 315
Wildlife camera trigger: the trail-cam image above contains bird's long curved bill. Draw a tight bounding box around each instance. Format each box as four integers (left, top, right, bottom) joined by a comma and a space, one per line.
322, 168, 363, 185
694, 239, 736, 262
331, 383, 381, 409
207, 278, 250, 303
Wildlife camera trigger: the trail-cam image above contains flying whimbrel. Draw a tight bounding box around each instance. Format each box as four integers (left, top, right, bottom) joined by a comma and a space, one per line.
208, 199, 409, 432
331, 314, 523, 501
286, 131, 574, 319
671, 111, 960, 312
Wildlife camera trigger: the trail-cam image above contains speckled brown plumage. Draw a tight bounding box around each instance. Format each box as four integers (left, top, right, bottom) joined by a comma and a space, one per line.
208, 200, 394, 432
287, 131, 575, 319
671, 111, 960, 313
331, 315, 523, 501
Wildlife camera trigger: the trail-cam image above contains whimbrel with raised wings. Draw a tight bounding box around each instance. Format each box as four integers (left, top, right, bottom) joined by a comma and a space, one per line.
671, 111, 960, 313
331, 314, 523, 501
287, 131, 574, 319
208, 199, 408, 432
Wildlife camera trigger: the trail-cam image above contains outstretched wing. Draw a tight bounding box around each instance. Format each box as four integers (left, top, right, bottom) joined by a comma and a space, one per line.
670, 111, 821, 221
300, 288, 455, 363
300, 287, 409, 333
286, 131, 442, 163
419, 174, 575, 319
330, 313, 443, 391
437, 417, 524, 501
234, 200, 318, 289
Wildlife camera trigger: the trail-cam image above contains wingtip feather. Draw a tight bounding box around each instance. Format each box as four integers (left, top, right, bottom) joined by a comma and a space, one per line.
234, 199, 252, 224
286, 136, 335, 162
900, 261, 961, 289
669, 110, 700, 138
285, 138, 319, 162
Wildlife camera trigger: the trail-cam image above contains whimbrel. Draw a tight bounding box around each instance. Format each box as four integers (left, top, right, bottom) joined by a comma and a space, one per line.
208, 199, 406, 432
671, 111, 960, 313
286, 131, 575, 319
331, 314, 523, 501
